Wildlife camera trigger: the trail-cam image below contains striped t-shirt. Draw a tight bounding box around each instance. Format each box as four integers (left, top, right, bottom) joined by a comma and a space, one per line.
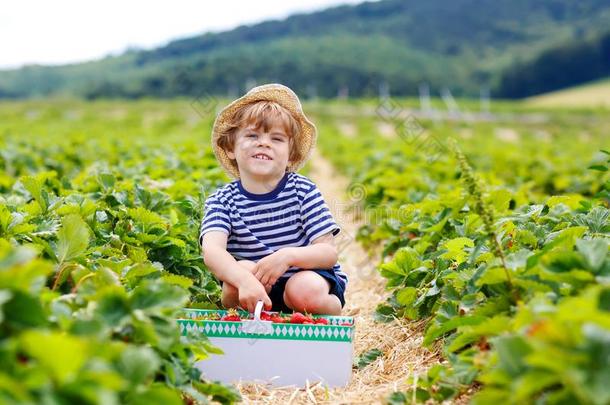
199, 171, 347, 287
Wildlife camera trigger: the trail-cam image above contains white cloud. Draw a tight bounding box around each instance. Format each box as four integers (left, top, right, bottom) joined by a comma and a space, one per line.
0, 0, 365, 69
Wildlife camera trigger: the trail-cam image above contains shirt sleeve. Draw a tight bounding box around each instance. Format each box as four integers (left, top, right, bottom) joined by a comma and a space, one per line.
300, 183, 340, 242
199, 193, 231, 248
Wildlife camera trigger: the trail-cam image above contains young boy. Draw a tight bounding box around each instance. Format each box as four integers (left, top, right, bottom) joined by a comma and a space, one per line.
199, 84, 347, 315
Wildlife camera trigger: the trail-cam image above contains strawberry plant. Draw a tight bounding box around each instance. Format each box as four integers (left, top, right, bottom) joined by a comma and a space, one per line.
0, 101, 239, 404
313, 105, 610, 403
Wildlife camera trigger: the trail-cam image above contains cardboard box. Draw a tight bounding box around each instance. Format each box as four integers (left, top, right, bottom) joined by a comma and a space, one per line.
178, 302, 354, 388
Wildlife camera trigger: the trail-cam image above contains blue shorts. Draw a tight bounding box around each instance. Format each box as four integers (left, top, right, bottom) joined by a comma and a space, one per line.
219, 269, 346, 313
269, 269, 346, 313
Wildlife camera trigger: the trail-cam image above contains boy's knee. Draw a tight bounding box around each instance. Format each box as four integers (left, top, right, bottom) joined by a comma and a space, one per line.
221, 282, 239, 308
284, 272, 330, 312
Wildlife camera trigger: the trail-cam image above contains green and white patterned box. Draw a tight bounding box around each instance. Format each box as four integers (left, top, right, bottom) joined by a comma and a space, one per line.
178, 306, 354, 387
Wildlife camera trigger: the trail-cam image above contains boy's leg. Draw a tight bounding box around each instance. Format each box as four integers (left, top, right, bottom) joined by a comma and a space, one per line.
283, 271, 342, 315
221, 260, 271, 308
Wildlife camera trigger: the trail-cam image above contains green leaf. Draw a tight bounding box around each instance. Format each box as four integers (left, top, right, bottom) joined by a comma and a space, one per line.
374, 303, 396, 323
0, 290, 12, 324
588, 165, 608, 172
575, 208, 609, 234
541, 250, 587, 274
127, 207, 166, 231
96, 288, 131, 326
394, 247, 421, 272
516, 229, 538, 248
424, 316, 485, 345
396, 286, 418, 306
441, 237, 474, 264
21, 176, 49, 213
546, 195, 584, 210
387, 391, 409, 404
160, 273, 194, 289
126, 384, 182, 405
118, 346, 160, 385
491, 335, 532, 377
447, 315, 511, 352
354, 348, 383, 369
576, 238, 608, 272
21, 330, 88, 384
192, 380, 242, 405
0, 204, 12, 235
0, 247, 53, 292
487, 189, 512, 212
98, 172, 116, 190
546, 226, 588, 250
3, 290, 48, 329
124, 263, 162, 287
56, 214, 90, 264
130, 281, 188, 311
476, 267, 508, 287
599, 288, 610, 312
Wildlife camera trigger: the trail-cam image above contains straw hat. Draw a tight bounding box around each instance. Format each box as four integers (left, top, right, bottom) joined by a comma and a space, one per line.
211, 83, 317, 179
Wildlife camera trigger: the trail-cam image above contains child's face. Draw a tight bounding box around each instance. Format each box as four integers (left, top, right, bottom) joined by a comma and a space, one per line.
227, 122, 292, 181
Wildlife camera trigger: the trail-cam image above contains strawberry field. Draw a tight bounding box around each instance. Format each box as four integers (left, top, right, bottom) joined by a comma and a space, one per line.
1, 98, 609, 404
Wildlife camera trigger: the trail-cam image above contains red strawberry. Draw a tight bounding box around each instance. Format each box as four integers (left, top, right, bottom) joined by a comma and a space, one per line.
314, 318, 329, 325
289, 312, 309, 324
221, 314, 241, 321
340, 322, 352, 326
302, 320, 314, 324
221, 309, 241, 322
270, 315, 286, 323
259, 312, 273, 321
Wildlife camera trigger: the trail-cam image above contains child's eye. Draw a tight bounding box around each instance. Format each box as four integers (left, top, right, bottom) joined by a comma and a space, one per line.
273, 137, 284, 142
246, 133, 257, 138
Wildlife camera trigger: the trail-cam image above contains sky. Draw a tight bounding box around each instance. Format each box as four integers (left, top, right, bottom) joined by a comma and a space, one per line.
0, 0, 365, 69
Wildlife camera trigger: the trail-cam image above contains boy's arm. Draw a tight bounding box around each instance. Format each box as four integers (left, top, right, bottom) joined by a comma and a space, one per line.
285, 232, 338, 269
253, 232, 338, 287
201, 231, 271, 311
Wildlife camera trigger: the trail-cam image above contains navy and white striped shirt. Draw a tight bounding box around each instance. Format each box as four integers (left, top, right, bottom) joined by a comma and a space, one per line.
199, 172, 347, 287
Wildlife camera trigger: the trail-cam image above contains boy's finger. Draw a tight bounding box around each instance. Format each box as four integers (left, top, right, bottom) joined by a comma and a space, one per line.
263, 295, 272, 310
254, 266, 266, 281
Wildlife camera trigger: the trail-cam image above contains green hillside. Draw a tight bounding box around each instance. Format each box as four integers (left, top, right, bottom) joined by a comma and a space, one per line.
1, 0, 610, 99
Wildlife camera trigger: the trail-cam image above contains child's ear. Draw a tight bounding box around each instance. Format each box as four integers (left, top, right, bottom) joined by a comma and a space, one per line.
226, 149, 235, 160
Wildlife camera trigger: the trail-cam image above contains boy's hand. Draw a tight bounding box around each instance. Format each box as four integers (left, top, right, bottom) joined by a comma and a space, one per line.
238, 275, 272, 313
253, 248, 293, 289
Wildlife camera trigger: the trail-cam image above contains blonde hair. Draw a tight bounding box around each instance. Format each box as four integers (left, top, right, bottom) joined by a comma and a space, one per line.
216, 101, 303, 173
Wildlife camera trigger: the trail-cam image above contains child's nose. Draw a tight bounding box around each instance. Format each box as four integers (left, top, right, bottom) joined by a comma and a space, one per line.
257, 134, 272, 146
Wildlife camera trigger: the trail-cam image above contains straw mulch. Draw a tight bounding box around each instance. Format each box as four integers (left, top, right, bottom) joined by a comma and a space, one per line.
233, 151, 442, 404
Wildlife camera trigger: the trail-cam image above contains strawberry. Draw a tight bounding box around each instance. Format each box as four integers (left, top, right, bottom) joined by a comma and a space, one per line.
221, 314, 241, 321
221, 309, 241, 322
314, 318, 329, 325
270, 314, 286, 323
289, 312, 310, 324
259, 312, 273, 321
339, 322, 352, 326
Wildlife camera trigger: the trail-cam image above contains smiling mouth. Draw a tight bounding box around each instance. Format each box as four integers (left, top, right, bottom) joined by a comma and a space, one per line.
252, 154, 272, 160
